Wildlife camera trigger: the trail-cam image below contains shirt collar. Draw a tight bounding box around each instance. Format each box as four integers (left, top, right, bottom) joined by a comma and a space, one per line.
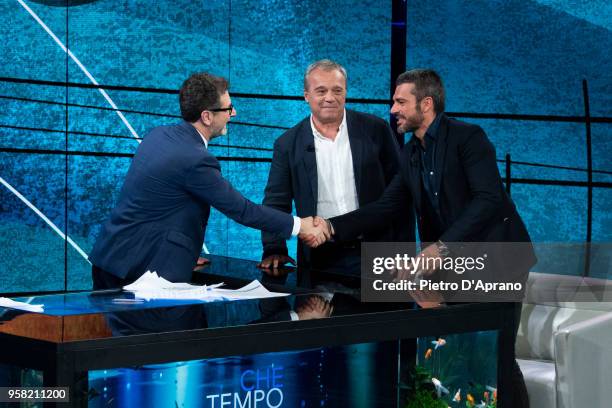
195, 128, 208, 148
410, 113, 441, 148
425, 113, 441, 141
310, 109, 347, 142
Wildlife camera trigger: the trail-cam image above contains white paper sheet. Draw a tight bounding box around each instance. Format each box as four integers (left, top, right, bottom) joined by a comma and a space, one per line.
123, 271, 288, 301
213, 280, 290, 300
0, 297, 44, 313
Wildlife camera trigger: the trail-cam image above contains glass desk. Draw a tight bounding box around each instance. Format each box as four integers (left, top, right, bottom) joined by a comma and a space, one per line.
0, 256, 517, 407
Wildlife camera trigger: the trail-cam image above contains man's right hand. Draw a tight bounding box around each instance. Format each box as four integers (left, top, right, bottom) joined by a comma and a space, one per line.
258, 254, 297, 270
299, 216, 331, 247
296, 295, 333, 320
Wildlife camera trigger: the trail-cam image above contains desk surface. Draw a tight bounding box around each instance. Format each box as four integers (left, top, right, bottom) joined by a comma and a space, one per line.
0, 256, 518, 346
0, 256, 519, 406
0, 255, 413, 343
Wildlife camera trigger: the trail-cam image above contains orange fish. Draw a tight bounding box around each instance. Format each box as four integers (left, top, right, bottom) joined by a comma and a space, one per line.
466, 393, 475, 406
483, 391, 490, 401
485, 385, 498, 401
425, 348, 433, 359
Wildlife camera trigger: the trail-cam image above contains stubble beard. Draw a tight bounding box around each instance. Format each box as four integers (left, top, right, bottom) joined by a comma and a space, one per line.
396, 109, 424, 134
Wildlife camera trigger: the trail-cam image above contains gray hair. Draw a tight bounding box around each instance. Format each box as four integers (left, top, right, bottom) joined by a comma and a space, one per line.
303, 59, 347, 90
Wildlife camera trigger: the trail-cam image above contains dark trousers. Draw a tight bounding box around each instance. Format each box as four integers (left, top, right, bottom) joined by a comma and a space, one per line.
440, 301, 528, 407
512, 302, 530, 408
92, 265, 132, 290
307, 242, 361, 288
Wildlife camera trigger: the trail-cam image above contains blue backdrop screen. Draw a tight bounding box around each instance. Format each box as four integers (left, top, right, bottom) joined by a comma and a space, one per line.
0, 0, 610, 292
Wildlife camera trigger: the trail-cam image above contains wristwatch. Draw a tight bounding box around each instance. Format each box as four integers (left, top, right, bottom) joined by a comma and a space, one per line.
325, 219, 335, 236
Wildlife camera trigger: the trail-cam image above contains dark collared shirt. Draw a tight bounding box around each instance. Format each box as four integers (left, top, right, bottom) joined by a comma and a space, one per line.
414, 114, 444, 232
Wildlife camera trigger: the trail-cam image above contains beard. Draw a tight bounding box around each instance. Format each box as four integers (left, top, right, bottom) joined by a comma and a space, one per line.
210, 123, 228, 140
395, 108, 424, 134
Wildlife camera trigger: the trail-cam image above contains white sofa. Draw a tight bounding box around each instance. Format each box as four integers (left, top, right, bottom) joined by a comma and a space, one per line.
516, 272, 612, 408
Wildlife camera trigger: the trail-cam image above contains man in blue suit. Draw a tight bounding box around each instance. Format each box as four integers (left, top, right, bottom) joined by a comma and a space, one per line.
89, 73, 326, 289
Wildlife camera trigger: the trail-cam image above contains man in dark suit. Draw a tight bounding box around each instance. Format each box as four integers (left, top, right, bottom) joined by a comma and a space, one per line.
320, 69, 535, 407
259, 60, 414, 285
89, 73, 327, 289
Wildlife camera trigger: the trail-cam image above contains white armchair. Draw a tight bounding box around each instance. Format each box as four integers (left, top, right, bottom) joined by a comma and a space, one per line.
516, 272, 612, 408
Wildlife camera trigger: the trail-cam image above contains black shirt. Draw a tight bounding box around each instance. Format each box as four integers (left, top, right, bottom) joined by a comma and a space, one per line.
414, 114, 444, 234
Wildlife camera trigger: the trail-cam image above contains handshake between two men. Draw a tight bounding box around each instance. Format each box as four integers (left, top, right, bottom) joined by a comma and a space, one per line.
298, 216, 333, 248
261, 215, 446, 309
259, 216, 332, 270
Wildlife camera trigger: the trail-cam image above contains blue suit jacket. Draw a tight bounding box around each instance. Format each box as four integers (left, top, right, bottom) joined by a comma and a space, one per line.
89, 121, 293, 282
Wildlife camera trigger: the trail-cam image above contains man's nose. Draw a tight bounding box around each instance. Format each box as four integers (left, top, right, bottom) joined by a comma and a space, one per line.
323, 91, 336, 102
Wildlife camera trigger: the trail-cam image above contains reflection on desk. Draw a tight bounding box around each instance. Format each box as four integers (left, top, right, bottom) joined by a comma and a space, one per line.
0, 260, 412, 342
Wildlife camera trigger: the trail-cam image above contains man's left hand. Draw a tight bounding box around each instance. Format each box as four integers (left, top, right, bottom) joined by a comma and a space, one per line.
415, 243, 442, 277
193, 257, 211, 271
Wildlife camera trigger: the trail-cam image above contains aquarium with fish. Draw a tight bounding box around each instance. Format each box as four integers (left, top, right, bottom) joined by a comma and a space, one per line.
400, 331, 498, 408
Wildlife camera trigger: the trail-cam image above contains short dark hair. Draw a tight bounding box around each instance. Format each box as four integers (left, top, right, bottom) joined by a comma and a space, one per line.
179, 73, 228, 122
396, 69, 445, 113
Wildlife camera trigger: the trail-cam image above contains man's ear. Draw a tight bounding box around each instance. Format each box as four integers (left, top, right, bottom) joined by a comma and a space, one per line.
200, 110, 212, 126
421, 96, 434, 114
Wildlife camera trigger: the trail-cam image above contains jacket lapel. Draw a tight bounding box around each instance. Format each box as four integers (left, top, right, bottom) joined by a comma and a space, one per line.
298, 120, 318, 208
433, 114, 449, 196
346, 110, 364, 201
407, 138, 423, 214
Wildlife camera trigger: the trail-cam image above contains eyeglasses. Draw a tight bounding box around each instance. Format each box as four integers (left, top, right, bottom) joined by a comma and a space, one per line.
208, 104, 234, 114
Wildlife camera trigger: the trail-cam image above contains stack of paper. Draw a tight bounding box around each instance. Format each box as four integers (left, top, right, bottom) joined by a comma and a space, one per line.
123, 271, 224, 301
123, 271, 288, 301
0, 297, 44, 313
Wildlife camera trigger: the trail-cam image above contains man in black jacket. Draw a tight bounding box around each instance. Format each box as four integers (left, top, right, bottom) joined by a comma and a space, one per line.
260, 60, 414, 286
322, 69, 535, 407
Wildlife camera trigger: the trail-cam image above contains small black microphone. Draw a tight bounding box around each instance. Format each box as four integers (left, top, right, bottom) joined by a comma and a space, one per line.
306, 144, 315, 152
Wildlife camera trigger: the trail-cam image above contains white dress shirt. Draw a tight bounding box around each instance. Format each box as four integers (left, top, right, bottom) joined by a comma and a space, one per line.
311, 111, 359, 219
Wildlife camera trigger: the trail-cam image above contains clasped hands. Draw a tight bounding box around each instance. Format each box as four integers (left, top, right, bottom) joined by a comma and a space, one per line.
390, 242, 444, 283
390, 243, 445, 308
298, 216, 332, 248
